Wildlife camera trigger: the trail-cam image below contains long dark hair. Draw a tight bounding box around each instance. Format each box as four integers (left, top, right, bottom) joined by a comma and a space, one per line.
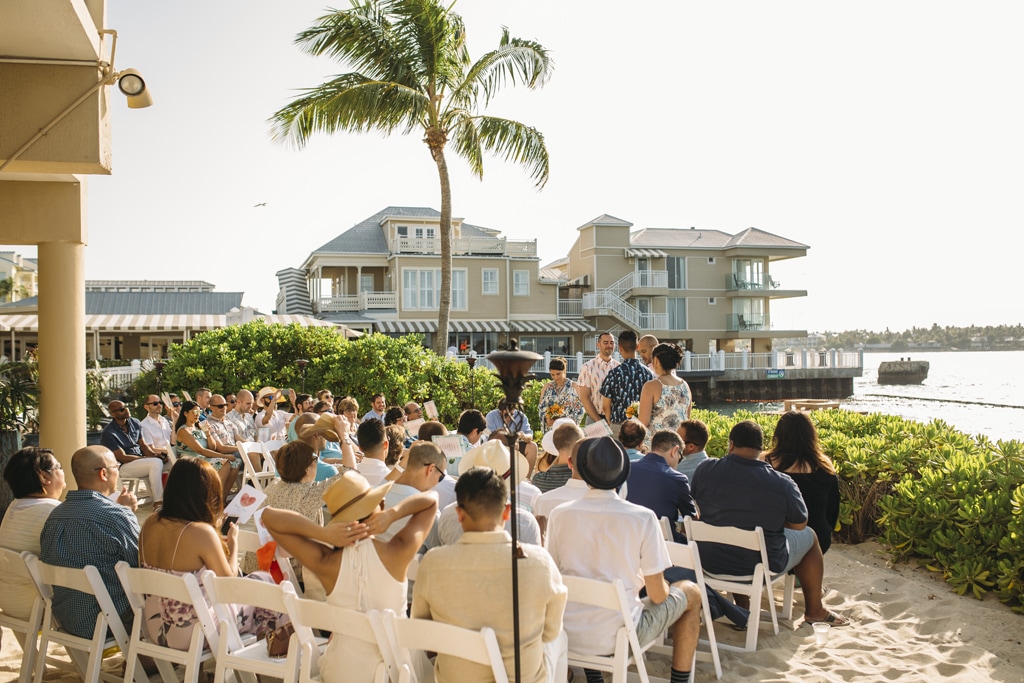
159, 458, 223, 523
174, 400, 199, 432
765, 411, 834, 474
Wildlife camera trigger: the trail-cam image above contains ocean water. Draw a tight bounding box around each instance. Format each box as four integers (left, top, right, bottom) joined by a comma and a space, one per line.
843, 350, 1024, 442
707, 350, 1024, 442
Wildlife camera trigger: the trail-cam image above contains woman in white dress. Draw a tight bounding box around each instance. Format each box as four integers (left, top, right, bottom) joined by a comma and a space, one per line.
638, 342, 693, 448
262, 470, 438, 682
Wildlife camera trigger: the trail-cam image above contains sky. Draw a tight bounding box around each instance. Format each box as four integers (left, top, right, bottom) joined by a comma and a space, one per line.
6, 1, 1023, 333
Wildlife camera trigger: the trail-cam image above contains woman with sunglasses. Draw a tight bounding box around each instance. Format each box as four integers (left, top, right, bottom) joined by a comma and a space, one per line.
174, 400, 239, 494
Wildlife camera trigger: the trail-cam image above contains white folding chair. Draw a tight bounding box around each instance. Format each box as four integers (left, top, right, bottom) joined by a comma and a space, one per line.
235, 529, 304, 597
236, 441, 276, 491
658, 516, 674, 542
24, 554, 147, 683
382, 609, 508, 683
282, 590, 385, 683
682, 517, 796, 652
648, 542, 722, 679
0, 549, 45, 683
202, 572, 298, 683
115, 561, 221, 683
120, 476, 150, 504
561, 575, 656, 683
260, 439, 286, 472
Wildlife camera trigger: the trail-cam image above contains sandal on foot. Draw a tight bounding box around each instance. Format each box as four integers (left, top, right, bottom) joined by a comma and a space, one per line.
802, 611, 849, 627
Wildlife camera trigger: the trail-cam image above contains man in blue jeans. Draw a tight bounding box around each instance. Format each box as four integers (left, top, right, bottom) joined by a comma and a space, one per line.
690, 420, 850, 627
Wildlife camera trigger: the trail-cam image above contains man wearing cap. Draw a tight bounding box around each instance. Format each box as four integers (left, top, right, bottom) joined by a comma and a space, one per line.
624, 430, 695, 544
413, 467, 568, 683
255, 387, 294, 441
599, 330, 653, 435
531, 421, 585, 493
576, 332, 619, 425
263, 472, 438, 681
100, 399, 166, 506
428, 439, 542, 548
690, 420, 849, 627
547, 436, 702, 683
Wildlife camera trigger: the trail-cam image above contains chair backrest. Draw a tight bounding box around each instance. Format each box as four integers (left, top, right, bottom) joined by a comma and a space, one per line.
658, 516, 673, 542
115, 561, 223, 651
202, 571, 290, 632
282, 589, 389, 682
561, 575, 633, 632
682, 518, 769, 578
0, 545, 35, 587
235, 530, 303, 596
0, 549, 44, 683
237, 441, 274, 489
383, 610, 508, 683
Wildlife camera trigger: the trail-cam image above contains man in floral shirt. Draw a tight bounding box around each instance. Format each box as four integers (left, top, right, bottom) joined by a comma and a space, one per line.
575, 332, 619, 424
600, 330, 653, 434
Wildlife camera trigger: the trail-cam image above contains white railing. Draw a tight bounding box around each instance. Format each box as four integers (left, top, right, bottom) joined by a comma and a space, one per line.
582, 291, 668, 331
318, 292, 396, 312
725, 273, 782, 290
557, 299, 583, 318
390, 236, 537, 257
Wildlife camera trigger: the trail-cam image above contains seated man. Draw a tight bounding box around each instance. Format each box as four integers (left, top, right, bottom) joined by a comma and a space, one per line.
39, 446, 140, 638
533, 438, 589, 543
377, 442, 447, 541
547, 436, 702, 683
690, 420, 849, 627
413, 467, 567, 683
485, 406, 534, 440
676, 419, 711, 481
618, 418, 647, 461
624, 429, 695, 543
100, 400, 166, 506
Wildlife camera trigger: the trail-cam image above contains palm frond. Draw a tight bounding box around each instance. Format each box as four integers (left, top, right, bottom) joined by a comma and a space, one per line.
270, 75, 430, 145
454, 27, 553, 108
447, 110, 485, 179
451, 115, 549, 188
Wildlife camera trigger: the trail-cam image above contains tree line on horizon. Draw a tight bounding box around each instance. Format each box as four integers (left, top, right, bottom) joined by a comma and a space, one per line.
816, 324, 1024, 351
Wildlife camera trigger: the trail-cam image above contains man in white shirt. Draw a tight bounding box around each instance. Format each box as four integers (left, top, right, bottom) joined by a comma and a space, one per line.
533, 438, 589, 542
205, 394, 241, 462
139, 394, 176, 465
355, 418, 391, 485
255, 386, 294, 441
547, 436, 702, 683
575, 332, 619, 424
377, 442, 447, 541
225, 389, 257, 443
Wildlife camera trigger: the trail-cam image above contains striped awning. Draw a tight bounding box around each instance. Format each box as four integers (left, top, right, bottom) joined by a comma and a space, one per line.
512, 320, 596, 333
0, 313, 358, 335
376, 320, 510, 334
626, 248, 669, 258
450, 320, 508, 333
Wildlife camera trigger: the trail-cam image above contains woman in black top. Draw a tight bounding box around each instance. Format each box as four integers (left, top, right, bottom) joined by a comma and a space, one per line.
765, 411, 841, 554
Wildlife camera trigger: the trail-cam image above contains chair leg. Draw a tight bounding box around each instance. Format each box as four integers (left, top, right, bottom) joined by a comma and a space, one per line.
783, 574, 796, 620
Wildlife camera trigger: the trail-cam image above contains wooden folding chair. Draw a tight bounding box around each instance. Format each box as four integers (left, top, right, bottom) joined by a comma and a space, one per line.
202, 572, 299, 683
115, 561, 221, 683
562, 575, 656, 683
282, 589, 386, 683
24, 554, 147, 683
0, 549, 46, 683
682, 517, 796, 652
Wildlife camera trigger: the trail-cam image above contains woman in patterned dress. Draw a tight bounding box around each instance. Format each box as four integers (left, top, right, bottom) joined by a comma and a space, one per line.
537, 356, 585, 432
174, 400, 239, 493
638, 343, 693, 447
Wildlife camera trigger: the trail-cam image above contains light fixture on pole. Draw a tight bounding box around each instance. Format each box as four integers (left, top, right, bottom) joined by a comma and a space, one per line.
295, 359, 309, 393
487, 342, 542, 683
466, 350, 477, 409
153, 361, 165, 394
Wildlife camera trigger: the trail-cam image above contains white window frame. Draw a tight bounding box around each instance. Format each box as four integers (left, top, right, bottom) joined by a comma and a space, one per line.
360, 273, 374, 293
401, 267, 465, 310
513, 270, 530, 296
482, 268, 499, 296
452, 269, 468, 310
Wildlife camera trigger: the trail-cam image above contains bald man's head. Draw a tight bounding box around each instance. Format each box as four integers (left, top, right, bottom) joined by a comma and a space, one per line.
71, 445, 119, 493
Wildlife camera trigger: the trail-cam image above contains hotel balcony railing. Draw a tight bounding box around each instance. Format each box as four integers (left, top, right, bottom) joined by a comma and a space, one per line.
558, 299, 583, 318
725, 273, 781, 290
726, 313, 767, 332
390, 236, 537, 257
316, 291, 396, 312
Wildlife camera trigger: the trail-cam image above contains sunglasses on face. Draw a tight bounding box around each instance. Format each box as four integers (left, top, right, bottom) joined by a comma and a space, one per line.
172, 401, 181, 407
146, 401, 162, 406
211, 404, 227, 409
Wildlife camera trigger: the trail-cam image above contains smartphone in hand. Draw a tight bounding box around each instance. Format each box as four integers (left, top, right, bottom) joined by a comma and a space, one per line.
221, 516, 238, 535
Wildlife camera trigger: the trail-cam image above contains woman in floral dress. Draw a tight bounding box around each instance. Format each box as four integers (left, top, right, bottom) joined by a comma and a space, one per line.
638, 343, 693, 448
537, 356, 585, 432
174, 400, 239, 493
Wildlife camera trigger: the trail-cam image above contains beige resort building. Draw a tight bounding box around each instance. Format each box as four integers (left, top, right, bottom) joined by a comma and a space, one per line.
275, 206, 813, 362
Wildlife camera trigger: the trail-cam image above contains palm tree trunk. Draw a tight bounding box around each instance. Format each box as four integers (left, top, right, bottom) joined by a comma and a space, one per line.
431, 147, 453, 355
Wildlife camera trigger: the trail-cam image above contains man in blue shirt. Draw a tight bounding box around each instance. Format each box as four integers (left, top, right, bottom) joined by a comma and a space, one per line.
100, 399, 166, 505
625, 429, 695, 543
599, 330, 653, 432
484, 407, 533, 439
39, 446, 141, 638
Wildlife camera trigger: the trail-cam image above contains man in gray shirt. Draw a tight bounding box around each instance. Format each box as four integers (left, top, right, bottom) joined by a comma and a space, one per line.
676, 419, 711, 482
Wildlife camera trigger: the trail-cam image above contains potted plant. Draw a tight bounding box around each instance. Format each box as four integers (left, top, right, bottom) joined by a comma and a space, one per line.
0, 356, 39, 514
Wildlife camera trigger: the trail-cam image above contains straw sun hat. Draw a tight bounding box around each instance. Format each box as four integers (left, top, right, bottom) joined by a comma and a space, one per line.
298, 413, 341, 442
323, 470, 393, 524
542, 417, 579, 456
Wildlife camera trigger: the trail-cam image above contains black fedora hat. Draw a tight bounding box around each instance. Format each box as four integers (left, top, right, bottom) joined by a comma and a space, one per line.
575, 436, 630, 490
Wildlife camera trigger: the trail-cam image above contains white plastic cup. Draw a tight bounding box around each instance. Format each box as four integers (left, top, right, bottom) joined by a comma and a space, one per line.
813, 622, 831, 646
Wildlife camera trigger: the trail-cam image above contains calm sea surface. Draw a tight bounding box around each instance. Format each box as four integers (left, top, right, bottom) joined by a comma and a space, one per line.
708, 350, 1024, 442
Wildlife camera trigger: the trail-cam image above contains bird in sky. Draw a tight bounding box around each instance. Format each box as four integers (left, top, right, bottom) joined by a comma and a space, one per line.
254, 202, 267, 207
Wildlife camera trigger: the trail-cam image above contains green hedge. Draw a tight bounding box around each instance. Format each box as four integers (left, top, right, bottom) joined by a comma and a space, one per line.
695, 408, 1024, 612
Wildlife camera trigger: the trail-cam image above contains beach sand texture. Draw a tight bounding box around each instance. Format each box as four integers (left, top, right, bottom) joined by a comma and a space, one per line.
1, 541, 1021, 682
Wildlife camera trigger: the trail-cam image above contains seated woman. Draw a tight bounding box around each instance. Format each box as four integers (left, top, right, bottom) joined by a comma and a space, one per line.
295, 412, 359, 477
766, 411, 841, 554
1, 447, 66, 626
174, 400, 239, 493
138, 458, 281, 650
263, 472, 437, 683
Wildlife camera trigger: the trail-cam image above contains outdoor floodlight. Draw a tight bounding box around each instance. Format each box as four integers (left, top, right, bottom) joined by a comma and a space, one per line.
117, 69, 153, 108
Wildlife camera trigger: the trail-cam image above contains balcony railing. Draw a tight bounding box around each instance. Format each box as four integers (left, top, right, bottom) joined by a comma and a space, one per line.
389, 236, 537, 257
558, 299, 583, 318
317, 291, 396, 312
726, 313, 767, 332
725, 273, 781, 290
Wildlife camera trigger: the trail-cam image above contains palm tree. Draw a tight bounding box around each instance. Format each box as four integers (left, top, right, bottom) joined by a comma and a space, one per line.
270, 0, 552, 353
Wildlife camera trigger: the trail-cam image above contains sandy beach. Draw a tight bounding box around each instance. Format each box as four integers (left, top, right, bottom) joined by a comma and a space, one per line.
2, 540, 1021, 683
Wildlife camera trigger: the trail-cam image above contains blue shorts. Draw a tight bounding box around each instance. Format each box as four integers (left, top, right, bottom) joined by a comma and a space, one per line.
782, 527, 816, 573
